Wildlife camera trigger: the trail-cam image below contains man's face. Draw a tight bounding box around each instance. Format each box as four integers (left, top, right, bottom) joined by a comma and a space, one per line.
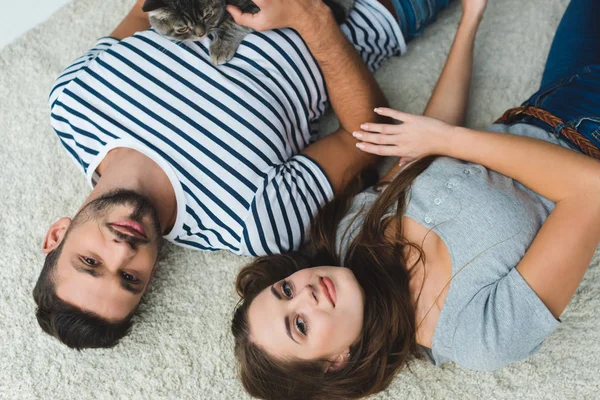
43, 190, 163, 322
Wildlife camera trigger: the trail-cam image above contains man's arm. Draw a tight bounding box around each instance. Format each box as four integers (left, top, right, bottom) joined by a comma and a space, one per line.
110, 0, 151, 40
228, 0, 385, 193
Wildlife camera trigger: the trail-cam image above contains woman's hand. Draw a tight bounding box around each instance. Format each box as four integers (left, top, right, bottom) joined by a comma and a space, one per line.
353, 108, 454, 166
227, 0, 330, 34
461, 0, 488, 24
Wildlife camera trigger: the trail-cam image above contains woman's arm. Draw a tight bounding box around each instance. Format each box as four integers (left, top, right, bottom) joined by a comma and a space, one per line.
228, 0, 383, 192
443, 125, 600, 318
110, 0, 151, 40
355, 109, 600, 317
380, 0, 487, 182
423, 1, 486, 125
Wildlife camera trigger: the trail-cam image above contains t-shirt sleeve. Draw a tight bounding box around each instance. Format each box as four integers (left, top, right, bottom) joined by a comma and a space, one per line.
48, 37, 120, 107
340, 0, 406, 72
238, 155, 334, 256
451, 268, 561, 371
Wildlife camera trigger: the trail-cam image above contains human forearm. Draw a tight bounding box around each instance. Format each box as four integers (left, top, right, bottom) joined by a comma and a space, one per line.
443, 126, 600, 202
110, 0, 150, 40
295, 9, 388, 133
423, 16, 480, 124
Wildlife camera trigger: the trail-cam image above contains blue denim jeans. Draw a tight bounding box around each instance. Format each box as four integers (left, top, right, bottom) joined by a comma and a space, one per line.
519, 0, 600, 152
390, 0, 453, 41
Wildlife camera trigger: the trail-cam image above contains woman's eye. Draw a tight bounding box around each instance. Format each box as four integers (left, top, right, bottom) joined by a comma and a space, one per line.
176, 27, 189, 34
122, 272, 140, 283
295, 315, 308, 336
281, 280, 293, 298
81, 256, 98, 266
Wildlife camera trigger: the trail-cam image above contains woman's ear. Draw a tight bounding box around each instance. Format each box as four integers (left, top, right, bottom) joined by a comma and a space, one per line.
324, 349, 351, 373
42, 217, 71, 254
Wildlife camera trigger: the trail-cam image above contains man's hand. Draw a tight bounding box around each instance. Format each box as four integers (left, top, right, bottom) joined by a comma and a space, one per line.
227, 0, 330, 34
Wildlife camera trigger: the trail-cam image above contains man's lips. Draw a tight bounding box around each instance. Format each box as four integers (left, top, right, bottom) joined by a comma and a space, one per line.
111, 220, 147, 240
319, 276, 337, 307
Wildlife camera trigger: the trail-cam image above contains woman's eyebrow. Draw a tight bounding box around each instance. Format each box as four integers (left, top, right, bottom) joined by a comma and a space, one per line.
270, 285, 282, 300
285, 316, 299, 344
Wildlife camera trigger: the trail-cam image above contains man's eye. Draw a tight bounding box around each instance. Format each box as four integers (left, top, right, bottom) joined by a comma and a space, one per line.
295, 315, 308, 336
122, 272, 140, 283
81, 257, 98, 266
281, 280, 293, 298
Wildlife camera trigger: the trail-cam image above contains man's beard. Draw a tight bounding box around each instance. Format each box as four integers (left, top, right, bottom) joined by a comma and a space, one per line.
71, 189, 164, 251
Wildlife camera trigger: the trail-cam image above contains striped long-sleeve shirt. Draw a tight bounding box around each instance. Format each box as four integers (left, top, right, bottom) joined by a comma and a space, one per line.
48, 0, 405, 256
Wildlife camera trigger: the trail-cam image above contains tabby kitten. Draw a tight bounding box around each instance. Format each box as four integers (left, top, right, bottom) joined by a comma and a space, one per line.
142, 0, 355, 65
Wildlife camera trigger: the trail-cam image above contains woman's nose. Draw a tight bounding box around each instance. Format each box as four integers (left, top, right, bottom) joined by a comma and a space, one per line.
296, 284, 318, 307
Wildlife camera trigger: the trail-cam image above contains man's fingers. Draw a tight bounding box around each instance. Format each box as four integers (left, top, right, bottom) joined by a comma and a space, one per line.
226, 5, 260, 28
352, 131, 398, 145
355, 142, 398, 156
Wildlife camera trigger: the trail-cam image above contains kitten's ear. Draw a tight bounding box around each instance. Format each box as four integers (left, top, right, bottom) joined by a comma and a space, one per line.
142, 0, 166, 12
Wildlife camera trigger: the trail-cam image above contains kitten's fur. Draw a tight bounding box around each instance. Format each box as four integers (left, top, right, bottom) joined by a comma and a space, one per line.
143, 0, 355, 65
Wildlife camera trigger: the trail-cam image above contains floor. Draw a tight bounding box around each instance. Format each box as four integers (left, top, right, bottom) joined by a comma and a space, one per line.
0, 0, 71, 50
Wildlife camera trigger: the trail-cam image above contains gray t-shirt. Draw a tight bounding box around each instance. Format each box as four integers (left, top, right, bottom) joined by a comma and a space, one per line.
336, 123, 577, 371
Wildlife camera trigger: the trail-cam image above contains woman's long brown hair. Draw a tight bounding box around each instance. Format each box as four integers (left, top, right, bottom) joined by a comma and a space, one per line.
232, 156, 436, 400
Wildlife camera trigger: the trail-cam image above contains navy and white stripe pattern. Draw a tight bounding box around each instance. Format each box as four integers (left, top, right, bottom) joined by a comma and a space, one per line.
48, 0, 405, 256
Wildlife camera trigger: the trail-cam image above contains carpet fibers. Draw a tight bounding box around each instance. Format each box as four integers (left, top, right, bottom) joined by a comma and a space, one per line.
1, 0, 599, 398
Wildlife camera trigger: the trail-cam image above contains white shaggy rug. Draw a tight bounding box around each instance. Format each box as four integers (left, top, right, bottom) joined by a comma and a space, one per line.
1, 0, 599, 398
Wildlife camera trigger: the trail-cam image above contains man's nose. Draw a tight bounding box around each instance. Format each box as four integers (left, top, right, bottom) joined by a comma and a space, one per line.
111, 237, 137, 260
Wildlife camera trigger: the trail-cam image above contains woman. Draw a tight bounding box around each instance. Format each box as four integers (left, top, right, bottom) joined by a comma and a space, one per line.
231, 0, 600, 399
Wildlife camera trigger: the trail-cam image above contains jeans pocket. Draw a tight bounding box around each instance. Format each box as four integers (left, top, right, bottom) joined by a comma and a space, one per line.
525, 74, 578, 108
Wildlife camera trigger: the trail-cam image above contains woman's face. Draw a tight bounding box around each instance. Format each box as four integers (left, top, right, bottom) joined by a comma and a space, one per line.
247, 266, 365, 366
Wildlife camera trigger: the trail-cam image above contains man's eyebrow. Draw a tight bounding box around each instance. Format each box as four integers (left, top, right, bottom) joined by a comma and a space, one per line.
72, 261, 142, 295
285, 316, 299, 344
270, 285, 282, 300
73, 262, 101, 277
120, 281, 143, 295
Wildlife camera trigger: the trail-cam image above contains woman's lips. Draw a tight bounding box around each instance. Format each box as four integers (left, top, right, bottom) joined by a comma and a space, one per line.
319, 276, 337, 307
112, 220, 147, 239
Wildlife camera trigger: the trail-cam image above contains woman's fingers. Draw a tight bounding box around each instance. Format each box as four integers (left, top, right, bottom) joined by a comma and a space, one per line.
374, 107, 412, 122
359, 122, 404, 134
352, 131, 398, 145
355, 142, 398, 156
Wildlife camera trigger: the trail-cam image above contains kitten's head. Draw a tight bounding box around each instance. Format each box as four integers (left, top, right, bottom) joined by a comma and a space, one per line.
143, 0, 227, 41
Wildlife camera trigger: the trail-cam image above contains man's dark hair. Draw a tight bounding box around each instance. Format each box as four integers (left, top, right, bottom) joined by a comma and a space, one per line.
32, 239, 134, 350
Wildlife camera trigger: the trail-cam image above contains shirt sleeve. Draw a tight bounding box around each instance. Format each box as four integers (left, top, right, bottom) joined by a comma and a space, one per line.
48, 37, 120, 108
239, 155, 334, 256
340, 0, 406, 72
451, 268, 561, 371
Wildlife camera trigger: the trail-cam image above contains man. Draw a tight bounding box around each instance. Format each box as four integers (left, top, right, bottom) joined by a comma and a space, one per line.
35, 0, 405, 349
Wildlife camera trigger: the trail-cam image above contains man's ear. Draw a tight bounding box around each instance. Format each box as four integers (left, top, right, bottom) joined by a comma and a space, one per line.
142, 0, 166, 12
42, 217, 71, 254
324, 349, 351, 373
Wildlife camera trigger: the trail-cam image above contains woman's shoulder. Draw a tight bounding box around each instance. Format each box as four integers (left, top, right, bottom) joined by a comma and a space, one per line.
432, 268, 560, 371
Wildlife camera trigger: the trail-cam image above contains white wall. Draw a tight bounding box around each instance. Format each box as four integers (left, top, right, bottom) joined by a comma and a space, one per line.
0, 0, 72, 50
